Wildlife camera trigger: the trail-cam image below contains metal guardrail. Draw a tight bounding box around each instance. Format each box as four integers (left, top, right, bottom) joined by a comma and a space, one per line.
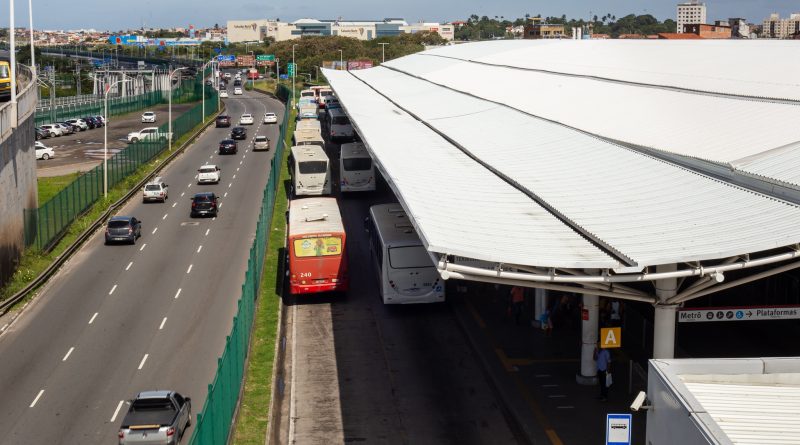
35, 94, 103, 111
0, 103, 225, 316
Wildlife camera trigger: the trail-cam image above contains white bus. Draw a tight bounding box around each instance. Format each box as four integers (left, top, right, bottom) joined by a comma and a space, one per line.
365, 204, 445, 304
340, 142, 375, 193
292, 128, 325, 149
290, 145, 331, 197
296, 119, 321, 134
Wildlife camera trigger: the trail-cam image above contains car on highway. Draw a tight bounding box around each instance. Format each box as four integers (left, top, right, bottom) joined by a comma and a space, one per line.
263, 112, 278, 124
65, 118, 89, 131
215, 115, 231, 127
142, 177, 169, 203
35, 141, 54, 160
197, 164, 221, 184
219, 138, 238, 154
104, 216, 142, 245
82, 116, 101, 129
118, 391, 191, 445
219, 90, 229, 98
224, 72, 231, 79
230, 127, 247, 140
39, 124, 63, 137
190, 192, 219, 218
233, 87, 243, 95
253, 135, 270, 151
239, 113, 254, 125
141, 111, 157, 123
127, 127, 170, 144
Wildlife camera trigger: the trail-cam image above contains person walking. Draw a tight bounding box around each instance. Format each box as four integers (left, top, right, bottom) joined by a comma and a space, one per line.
510, 286, 525, 326
594, 344, 612, 401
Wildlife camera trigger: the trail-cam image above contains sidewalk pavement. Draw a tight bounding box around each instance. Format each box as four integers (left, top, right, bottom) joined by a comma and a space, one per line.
451, 287, 647, 445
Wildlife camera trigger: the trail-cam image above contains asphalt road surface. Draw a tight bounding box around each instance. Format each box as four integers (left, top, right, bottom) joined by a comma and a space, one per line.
0, 86, 284, 444
36, 102, 196, 178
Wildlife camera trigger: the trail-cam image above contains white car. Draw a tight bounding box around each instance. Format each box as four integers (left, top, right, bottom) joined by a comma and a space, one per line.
127, 127, 171, 144
263, 112, 278, 124
40, 124, 63, 137
35, 141, 54, 160
220, 90, 229, 98
142, 177, 168, 203
224, 72, 231, 79
141, 111, 156, 123
65, 119, 88, 131
239, 113, 254, 125
233, 87, 243, 95
197, 164, 221, 184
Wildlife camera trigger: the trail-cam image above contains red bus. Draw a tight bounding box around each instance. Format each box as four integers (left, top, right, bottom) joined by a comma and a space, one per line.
287, 197, 348, 294
247, 68, 259, 80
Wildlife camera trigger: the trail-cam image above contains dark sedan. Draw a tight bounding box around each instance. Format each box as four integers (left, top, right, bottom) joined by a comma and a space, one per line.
190, 192, 219, 218
82, 116, 100, 129
104, 216, 142, 245
216, 115, 231, 128
219, 139, 238, 155
230, 126, 247, 140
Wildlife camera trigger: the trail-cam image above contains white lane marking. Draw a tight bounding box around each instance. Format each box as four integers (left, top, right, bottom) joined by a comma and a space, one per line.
547, 394, 566, 398
232, 174, 236, 179
109, 284, 117, 295
209, 155, 213, 159
205, 228, 210, 236
186, 264, 193, 274
245, 149, 249, 153
228, 183, 232, 188
180, 192, 185, 197
137, 354, 149, 370
188, 182, 192, 187
556, 406, 575, 409
242, 155, 246, 159
0, 323, 8, 332
197, 245, 203, 253
172, 202, 177, 208
174, 288, 182, 299
110, 400, 124, 422
159, 317, 167, 330
535, 374, 551, 378
152, 227, 158, 235
212, 217, 216, 221
88, 312, 98, 324
224, 192, 228, 198
125, 262, 133, 271
30, 389, 44, 408
162, 213, 168, 220
239, 161, 243, 165
62, 347, 75, 362
219, 203, 224, 209
140, 243, 147, 251
542, 384, 559, 388
236, 167, 240, 172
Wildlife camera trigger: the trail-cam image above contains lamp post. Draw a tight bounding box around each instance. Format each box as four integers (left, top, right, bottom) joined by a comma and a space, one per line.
338, 49, 343, 69
201, 59, 214, 121
9, 0, 17, 111
249, 50, 255, 90
28, 0, 35, 76
292, 44, 297, 106
168, 67, 188, 151
378, 42, 389, 63
103, 78, 131, 198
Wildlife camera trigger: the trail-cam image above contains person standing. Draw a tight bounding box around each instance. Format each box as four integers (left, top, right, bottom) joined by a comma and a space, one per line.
510, 286, 525, 326
594, 344, 611, 401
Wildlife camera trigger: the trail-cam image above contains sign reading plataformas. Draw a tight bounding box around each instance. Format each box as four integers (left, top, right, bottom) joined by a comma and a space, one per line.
678, 306, 800, 323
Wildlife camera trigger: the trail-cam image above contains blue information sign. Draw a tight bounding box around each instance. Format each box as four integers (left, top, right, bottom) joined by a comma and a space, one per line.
217, 55, 235, 62
606, 414, 632, 445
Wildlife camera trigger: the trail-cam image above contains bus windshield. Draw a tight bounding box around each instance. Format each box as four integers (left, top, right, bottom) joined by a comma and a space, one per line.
298, 160, 327, 174
388, 246, 432, 269
293, 236, 342, 257
343, 158, 371, 171
0, 65, 8, 79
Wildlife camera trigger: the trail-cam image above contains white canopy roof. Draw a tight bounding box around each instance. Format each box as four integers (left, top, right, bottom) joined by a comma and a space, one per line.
323, 40, 800, 272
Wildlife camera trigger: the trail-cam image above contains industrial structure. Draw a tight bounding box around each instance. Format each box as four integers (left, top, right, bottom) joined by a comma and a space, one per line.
226, 18, 455, 43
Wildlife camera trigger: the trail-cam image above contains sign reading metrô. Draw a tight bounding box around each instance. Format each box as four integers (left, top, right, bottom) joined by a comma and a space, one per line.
678, 305, 800, 323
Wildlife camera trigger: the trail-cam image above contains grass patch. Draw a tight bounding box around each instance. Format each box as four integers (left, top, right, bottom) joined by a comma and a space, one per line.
0, 114, 219, 307
232, 104, 296, 444
37, 172, 81, 203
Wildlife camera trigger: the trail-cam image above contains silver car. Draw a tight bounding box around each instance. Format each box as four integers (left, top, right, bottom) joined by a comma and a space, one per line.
253, 135, 270, 151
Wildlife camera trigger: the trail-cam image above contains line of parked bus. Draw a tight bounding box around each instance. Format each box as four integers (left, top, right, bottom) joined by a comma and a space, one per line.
286, 87, 445, 304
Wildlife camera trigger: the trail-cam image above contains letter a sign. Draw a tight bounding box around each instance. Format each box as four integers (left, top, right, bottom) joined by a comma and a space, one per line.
601, 327, 621, 349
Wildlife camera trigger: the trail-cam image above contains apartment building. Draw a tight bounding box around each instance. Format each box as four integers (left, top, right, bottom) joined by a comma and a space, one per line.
677, 1, 707, 33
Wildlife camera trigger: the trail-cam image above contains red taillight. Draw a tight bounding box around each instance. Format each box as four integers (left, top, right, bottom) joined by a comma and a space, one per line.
192, 202, 196, 208
166, 427, 175, 437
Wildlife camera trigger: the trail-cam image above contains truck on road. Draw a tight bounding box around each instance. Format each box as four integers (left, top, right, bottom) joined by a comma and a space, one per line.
118, 390, 192, 445
127, 127, 172, 144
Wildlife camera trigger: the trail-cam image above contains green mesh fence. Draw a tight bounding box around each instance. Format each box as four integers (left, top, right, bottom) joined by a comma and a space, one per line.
24, 81, 219, 251
188, 85, 292, 445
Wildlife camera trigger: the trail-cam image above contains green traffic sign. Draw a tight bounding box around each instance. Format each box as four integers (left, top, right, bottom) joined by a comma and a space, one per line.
287, 63, 296, 76
256, 54, 275, 61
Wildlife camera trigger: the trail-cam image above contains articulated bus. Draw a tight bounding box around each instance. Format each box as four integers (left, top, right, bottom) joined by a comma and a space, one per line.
287, 197, 348, 295
365, 204, 445, 304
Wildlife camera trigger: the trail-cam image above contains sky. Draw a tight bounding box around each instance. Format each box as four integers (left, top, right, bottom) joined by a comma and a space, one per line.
1, 0, 798, 30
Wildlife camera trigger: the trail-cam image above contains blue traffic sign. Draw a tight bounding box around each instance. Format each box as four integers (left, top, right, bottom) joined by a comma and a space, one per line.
213, 48, 222, 54
217, 55, 235, 62
606, 414, 632, 445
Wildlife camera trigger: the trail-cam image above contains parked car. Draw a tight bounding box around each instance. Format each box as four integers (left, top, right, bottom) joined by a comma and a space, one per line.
219, 139, 238, 154
65, 118, 88, 131
190, 192, 219, 217
58, 122, 77, 134
39, 124, 63, 137
142, 176, 169, 203
230, 127, 246, 141
141, 111, 156, 123
104, 216, 142, 245
263, 112, 278, 124
35, 141, 54, 160
197, 164, 221, 184
239, 113, 254, 125
82, 116, 100, 129
35, 127, 49, 140
253, 135, 270, 151
94, 115, 106, 125
118, 391, 191, 445
215, 115, 231, 128
233, 87, 243, 95
127, 127, 170, 144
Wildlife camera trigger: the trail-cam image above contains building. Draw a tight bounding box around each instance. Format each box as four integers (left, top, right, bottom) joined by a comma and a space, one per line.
401, 22, 455, 41
676, 1, 707, 33
523, 18, 565, 39
657, 32, 703, 39
227, 18, 453, 42
725, 18, 751, 38
762, 13, 800, 39
683, 23, 731, 38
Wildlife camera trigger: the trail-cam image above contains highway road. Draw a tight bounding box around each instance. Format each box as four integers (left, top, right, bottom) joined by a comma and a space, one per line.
0, 83, 284, 443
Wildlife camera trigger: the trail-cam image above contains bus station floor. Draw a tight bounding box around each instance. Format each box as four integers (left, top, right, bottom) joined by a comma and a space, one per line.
449, 286, 648, 445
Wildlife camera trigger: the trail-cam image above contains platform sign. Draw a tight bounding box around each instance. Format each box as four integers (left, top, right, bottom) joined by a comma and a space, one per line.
606, 414, 632, 445
600, 327, 621, 348
677, 305, 800, 323
256, 54, 275, 61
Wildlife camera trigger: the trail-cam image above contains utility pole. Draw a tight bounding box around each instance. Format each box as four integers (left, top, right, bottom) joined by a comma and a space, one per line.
378, 42, 389, 63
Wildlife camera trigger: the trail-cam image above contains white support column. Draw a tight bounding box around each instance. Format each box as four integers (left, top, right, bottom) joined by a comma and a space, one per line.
577, 292, 599, 385
653, 264, 679, 359
533, 288, 547, 327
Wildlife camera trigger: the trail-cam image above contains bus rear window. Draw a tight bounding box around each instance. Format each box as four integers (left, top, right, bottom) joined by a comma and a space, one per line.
388, 246, 432, 269
293, 237, 342, 257
343, 158, 372, 171
298, 160, 327, 174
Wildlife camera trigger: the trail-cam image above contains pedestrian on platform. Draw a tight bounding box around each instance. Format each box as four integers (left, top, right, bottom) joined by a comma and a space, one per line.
510, 286, 525, 326
539, 309, 552, 336
594, 344, 612, 401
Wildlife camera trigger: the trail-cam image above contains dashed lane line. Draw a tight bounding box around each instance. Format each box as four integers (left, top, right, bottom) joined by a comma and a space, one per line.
186, 264, 193, 274
29, 389, 44, 408
108, 284, 117, 295
137, 354, 149, 370
174, 288, 182, 299
110, 400, 124, 422
159, 317, 167, 330
140, 243, 147, 251
62, 347, 75, 362
125, 262, 133, 271
88, 312, 98, 324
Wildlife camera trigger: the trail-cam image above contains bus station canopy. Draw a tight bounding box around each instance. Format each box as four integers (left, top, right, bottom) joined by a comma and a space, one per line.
322, 40, 800, 280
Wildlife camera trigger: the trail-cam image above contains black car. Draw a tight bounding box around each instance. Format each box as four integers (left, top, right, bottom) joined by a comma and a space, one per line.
233, 79, 242, 87
35, 127, 49, 140
230, 126, 247, 140
190, 192, 218, 218
216, 115, 231, 128
219, 139, 238, 155
104, 216, 142, 245
82, 116, 99, 129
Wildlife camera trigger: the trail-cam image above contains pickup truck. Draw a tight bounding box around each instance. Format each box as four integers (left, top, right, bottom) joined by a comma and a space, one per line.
127, 127, 172, 144
118, 391, 192, 445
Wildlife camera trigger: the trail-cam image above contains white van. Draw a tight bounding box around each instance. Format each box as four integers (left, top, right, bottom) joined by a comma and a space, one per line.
339, 142, 375, 193
290, 145, 331, 197
324, 108, 354, 142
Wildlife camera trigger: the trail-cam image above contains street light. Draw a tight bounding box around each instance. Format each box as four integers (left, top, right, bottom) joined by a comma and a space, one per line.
200, 59, 215, 121
28, 0, 35, 76
103, 78, 132, 198
9, 0, 17, 109
168, 67, 188, 151
378, 42, 389, 63
249, 50, 255, 90
338, 49, 343, 69
292, 44, 297, 106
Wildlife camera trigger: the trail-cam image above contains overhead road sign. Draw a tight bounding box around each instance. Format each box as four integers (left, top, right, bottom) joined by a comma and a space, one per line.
256, 55, 275, 61
217, 55, 235, 62
287, 63, 296, 76
678, 305, 800, 323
